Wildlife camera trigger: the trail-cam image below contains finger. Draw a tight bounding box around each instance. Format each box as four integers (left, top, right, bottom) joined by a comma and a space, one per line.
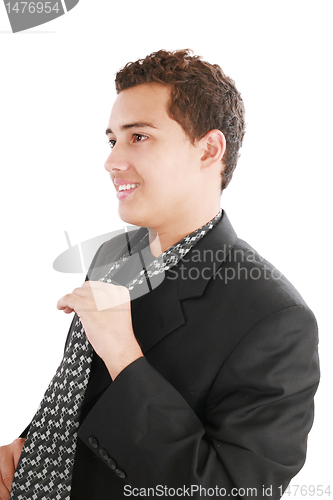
81, 281, 92, 287
13, 439, 25, 469
0, 475, 10, 499
57, 294, 93, 314
71, 286, 89, 296
57, 283, 91, 310
56, 301, 75, 314
57, 294, 77, 311
62, 306, 75, 314
0, 458, 14, 494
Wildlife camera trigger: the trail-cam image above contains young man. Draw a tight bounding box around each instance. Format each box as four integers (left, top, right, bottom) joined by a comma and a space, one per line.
0, 50, 319, 500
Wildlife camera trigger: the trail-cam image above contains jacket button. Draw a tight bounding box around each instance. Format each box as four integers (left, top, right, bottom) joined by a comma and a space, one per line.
99, 448, 109, 460
88, 437, 99, 449
115, 468, 126, 479
106, 457, 117, 470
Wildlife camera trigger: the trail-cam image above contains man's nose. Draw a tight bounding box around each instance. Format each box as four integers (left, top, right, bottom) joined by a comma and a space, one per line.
104, 148, 130, 173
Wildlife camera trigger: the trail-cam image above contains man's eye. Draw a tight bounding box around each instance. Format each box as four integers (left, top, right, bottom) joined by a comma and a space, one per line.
132, 134, 148, 143
108, 139, 116, 149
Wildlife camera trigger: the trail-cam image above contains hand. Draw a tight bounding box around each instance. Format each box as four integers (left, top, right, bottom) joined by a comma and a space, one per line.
57, 281, 143, 379
0, 438, 25, 500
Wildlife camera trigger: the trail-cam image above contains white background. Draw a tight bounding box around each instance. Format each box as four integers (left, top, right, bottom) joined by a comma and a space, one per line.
0, 0, 332, 497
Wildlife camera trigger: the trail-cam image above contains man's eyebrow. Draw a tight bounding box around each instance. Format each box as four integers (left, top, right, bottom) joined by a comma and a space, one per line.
105, 122, 158, 135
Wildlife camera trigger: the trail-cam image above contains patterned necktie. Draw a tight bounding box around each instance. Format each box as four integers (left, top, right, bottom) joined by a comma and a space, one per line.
10, 210, 222, 500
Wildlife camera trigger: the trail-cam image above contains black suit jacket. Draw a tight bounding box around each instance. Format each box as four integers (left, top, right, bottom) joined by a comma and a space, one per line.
65, 211, 319, 499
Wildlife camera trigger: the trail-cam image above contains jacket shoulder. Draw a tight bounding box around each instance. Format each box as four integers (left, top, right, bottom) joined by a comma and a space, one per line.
233, 237, 309, 308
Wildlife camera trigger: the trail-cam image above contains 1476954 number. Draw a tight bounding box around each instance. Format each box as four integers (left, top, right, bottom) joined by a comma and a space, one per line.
279, 485, 331, 496
5, 2, 60, 14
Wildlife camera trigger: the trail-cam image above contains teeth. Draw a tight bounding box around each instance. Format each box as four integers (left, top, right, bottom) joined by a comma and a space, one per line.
118, 183, 139, 191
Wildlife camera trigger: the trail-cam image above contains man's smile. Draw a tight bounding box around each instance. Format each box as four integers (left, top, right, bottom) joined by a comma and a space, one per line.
118, 183, 140, 191
114, 178, 140, 200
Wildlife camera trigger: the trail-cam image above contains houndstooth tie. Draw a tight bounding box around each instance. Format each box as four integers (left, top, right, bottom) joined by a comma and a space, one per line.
10, 210, 222, 500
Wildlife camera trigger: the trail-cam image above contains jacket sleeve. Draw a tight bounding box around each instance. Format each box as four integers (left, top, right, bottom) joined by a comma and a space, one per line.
77, 304, 320, 499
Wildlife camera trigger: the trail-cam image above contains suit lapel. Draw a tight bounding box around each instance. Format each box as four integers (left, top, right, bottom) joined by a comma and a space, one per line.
177, 210, 237, 300
130, 210, 238, 354
131, 275, 185, 354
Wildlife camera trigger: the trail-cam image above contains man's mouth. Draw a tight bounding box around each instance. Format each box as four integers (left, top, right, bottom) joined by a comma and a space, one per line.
116, 183, 140, 200
118, 183, 140, 192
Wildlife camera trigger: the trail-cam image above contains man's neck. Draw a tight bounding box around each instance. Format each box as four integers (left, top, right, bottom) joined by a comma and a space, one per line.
148, 206, 221, 257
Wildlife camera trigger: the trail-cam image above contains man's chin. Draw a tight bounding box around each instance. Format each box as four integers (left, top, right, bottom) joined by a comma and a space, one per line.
118, 207, 145, 228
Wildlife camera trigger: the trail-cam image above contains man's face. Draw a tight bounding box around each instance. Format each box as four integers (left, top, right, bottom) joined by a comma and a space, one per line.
105, 83, 202, 230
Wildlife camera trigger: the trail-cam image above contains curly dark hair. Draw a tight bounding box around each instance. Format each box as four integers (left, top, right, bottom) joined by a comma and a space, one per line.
115, 49, 246, 190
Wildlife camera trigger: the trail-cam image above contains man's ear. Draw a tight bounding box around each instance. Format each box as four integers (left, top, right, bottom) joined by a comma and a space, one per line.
200, 129, 226, 165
